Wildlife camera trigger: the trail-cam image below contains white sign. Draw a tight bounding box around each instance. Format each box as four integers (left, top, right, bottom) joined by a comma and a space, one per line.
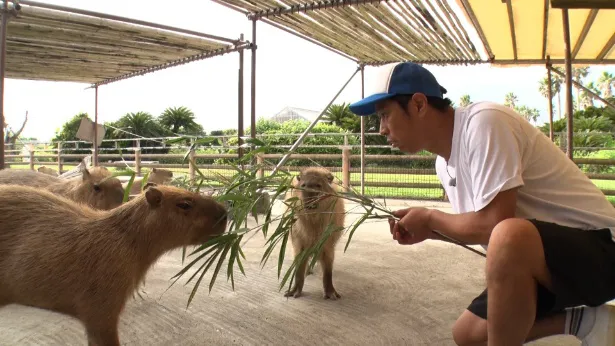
76, 118, 105, 147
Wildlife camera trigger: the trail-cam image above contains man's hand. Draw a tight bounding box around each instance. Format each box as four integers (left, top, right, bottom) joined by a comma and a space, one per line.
387, 207, 432, 245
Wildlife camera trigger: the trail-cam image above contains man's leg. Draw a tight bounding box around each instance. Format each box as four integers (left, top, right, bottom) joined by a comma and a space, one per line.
452, 309, 566, 345
486, 218, 553, 345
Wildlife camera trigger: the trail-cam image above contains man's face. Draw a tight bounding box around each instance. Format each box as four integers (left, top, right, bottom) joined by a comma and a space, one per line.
375, 94, 431, 154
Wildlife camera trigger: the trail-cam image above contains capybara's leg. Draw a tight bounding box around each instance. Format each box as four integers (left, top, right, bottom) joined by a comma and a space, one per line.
284, 255, 308, 298
84, 317, 120, 346
320, 247, 340, 300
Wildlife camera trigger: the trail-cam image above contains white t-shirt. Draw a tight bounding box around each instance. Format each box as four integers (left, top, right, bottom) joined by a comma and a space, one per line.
436, 101, 615, 242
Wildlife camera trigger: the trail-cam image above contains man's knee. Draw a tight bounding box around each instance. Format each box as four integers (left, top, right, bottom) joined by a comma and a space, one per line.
486, 218, 552, 288
452, 310, 487, 346
488, 218, 539, 251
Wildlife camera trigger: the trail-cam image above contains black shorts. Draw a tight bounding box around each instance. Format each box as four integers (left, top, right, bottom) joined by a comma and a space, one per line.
467, 219, 615, 320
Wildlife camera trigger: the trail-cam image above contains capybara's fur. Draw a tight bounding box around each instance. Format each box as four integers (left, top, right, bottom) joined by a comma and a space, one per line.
149, 167, 173, 184
0, 167, 124, 210
0, 184, 228, 346
125, 168, 174, 195
283, 167, 345, 300
37, 166, 59, 176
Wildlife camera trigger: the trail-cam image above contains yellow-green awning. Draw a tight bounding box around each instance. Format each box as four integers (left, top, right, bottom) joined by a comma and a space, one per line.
455, 0, 614, 65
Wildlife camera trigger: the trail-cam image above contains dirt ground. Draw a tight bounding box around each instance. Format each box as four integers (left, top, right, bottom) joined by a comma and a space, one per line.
0, 199, 580, 346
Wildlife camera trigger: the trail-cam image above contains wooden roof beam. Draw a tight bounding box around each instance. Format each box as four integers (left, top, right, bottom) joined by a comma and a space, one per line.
550, 0, 615, 9
572, 9, 598, 58
505, 0, 517, 60
597, 32, 615, 60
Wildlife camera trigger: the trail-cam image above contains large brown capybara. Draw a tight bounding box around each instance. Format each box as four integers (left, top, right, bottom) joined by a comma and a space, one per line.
0, 167, 124, 210
0, 184, 228, 346
283, 167, 346, 300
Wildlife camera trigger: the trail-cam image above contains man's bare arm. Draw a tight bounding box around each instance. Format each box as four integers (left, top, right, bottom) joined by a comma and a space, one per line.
426, 188, 518, 246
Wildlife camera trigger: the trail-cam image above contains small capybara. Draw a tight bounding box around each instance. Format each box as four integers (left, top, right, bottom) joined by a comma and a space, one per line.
283, 167, 345, 300
0, 167, 124, 210
37, 166, 59, 176
0, 184, 228, 346
125, 168, 174, 195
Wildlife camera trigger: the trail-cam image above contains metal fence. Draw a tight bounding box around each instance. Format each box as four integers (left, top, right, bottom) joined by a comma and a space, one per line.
4, 132, 615, 203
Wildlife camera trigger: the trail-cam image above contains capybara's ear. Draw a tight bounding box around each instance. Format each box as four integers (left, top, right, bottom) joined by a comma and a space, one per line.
144, 182, 157, 190
151, 167, 157, 172
82, 168, 92, 181
295, 174, 301, 181
145, 187, 163, 207
327, 173, 334, 183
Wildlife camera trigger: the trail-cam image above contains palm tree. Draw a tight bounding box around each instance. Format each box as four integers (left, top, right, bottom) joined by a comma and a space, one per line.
504, 92, 518, 109
572, 66, 590, 110
158, 106, 204, 136
598, 72, 614, 99
579, 82, 601, 109
459, 94, 471, 107
322, 103, 354, 127
538, 75, 562, 121
111, 111, 169, 148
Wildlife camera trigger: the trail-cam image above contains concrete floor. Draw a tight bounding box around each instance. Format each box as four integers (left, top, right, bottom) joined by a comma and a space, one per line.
0, 199, 579, 345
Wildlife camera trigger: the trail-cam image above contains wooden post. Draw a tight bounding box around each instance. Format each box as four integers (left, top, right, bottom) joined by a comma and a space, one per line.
342, 149, 351, 191
547, 57, 554, 142
57, 142, 63, 173
134, 148, 141, 175
29, 149, 34, 170
257, 153, 264, 179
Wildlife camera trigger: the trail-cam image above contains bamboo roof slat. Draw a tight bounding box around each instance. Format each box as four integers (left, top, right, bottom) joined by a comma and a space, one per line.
214, 0, 615, 65
214, 0, 482, 65
2, 3, 244, 84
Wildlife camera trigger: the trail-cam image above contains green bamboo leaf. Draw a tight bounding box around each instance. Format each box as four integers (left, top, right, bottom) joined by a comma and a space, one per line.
194, 137, 216, 146
277, 231, 289, 278
140, 170, 150, 192
186, 247, 222, 308
164, 137, 190, 145
209, 241, 233, 293
122, 173, 135, 203
171, 244, 221, 282
344, 206, 374, 252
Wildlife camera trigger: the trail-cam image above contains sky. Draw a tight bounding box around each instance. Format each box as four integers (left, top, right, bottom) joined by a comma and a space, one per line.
3, 0, 615, 141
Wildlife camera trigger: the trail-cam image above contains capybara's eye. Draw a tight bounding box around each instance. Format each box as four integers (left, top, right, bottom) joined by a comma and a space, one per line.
93, 184, 101, 192
176, 202, 192, 210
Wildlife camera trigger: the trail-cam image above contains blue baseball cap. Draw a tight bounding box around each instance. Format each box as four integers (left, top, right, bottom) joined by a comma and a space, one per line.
349, 62, 447, 116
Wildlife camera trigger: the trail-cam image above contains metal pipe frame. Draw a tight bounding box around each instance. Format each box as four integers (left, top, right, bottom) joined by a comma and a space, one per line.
251, 19, 256, 140
546, 56, 554, 141
490, 59, 615, 65
13, 0, 239, 45
93, 42, 251, 87
270, 67, 361, 175
0, 0, 7, 170
246, 0, 385, 20
548, 65, 615, 112
238, 35, 245, 159
360, 65, 365, 195
93, 85, 98, 166
562, 9, 574, 160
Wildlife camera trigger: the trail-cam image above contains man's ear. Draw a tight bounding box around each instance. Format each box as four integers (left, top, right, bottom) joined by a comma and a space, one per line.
412, 93, 429, 116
